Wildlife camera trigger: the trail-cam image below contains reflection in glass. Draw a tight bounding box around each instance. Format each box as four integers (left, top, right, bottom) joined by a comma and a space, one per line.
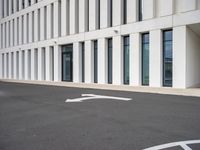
163, 30, 173, 87
94, 40, 98, 83
123, 36, 129, 85
142, 33, 149, 85
81, 42, 85, 82
62, 44, 73, 82
108, 38, 112, 84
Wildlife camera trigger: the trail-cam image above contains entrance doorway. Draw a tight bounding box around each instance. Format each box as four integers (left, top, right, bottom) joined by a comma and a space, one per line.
62, 44, 73, 82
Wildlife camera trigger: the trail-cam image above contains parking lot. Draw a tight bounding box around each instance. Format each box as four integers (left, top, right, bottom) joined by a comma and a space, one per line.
0, 81, 200, 150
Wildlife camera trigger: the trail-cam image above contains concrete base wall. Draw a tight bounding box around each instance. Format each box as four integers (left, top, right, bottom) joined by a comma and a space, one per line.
186, 27, 200, 87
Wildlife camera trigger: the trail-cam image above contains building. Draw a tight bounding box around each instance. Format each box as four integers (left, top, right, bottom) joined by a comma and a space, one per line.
0, 0, 200, 89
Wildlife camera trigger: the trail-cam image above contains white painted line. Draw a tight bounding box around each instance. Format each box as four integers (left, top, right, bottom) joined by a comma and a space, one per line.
144, 140, 200, 150
179, 143, 192, 150
65, 94, 132, 103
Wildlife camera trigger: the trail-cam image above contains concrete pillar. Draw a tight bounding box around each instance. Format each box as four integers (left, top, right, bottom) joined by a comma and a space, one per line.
61, 0, 69, 36
0, 23, 1, 48
127, 0, 138, 23
9, 0, 12, 15
173, 26, 187, 88
113, 0, 123, 26
0, 53, 3, 78
31, 0, 34, 5
0, 0, 2, 19
79, 0, 88, 32
19, 0, 22, 10
38, 47, 45, 81
45, 46, 53, 81
6, 22, 9, 48
89, 0, 98, 31
4, 0, 7, 17
130, 33, 141, 86
10, 20, 13, 47
31, 49, 36, 80
54, 45, 61, 81
25, 0, 28, 7
85, 40, 93, 83
73, 42, 81, 83
28, 12, 33, 43
34, 10, 38, 42
13, 0, 17, 12
14, 18, 18, 46
98, 38, 107, 84
23, 14, 27, 44
142, 0, 155, 20
113, 36, 123, 85
19, 16, 23, 45
53, 1, 60, 38
46, 4, 52, 39
19, 50, 23, 79
2, 23, 5, 48
13, 51, 17, 79
4, 53, 7, 78
100, 0, 109, 29
149, 29, 162, 87
40, 7, 45, 41
24, 50, 29, 80
8, 52, 12, 79
70, 0, 78, 34
11, 52, 14, 79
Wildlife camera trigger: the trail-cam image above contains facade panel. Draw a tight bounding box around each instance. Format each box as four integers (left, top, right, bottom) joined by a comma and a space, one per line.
0, 0, 200, 89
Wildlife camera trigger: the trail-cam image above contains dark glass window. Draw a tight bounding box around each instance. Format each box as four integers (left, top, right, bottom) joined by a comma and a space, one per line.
81, 42, 85, 82
97, 0, 100, 29
139, 0, 142, 21
123, 0, 127, 24
16, 0, 19, 11
163, 30, 173, 87
22, 0, 25, 9
108, 38, 112, 84
94, 40, 98, 83
109, 0, 113, 27
28, 0, 31, 6
123, 36, 129, 85
142, 33, 149, 85
62, 45, 73, 82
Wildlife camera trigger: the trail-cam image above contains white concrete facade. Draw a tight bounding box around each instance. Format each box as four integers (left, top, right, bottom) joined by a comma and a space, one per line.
0, 0, 200, 88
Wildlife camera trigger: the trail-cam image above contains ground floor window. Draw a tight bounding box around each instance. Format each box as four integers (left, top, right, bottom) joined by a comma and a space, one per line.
94, 40, 98, 83
107, 38, 112, 84
62, 44, 73, 82
142, 33, 149, 86
123, 36, 129, 85
81, 42, 85, 83
163, 30, 173, 87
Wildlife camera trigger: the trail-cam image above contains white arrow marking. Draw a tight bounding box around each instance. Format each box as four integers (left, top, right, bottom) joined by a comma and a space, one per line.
65, 94, 132, 103
144, 140, 200, 150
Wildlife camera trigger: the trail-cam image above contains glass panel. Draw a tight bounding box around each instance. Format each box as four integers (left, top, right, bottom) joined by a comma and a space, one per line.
163, 30, 173, 87
124, 36, 129, 84
163, 30, 172, 41
142, 33, 149, 85
164, 41, 172, 59
139, 0, 143, 21
62, 45, 73, 82
94, 41, 98, 83
82, 43, 85, 82
108, 39, 112, 84
123, 0, 127, 24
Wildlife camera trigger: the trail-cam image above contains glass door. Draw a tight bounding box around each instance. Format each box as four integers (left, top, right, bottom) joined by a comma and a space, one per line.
62, 45, 73, 82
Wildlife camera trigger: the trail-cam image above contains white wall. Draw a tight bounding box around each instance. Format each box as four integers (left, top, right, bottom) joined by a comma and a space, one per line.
186, 27, 200, 87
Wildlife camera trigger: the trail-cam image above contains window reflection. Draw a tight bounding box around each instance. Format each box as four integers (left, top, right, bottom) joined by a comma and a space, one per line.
163, 30, 173, 87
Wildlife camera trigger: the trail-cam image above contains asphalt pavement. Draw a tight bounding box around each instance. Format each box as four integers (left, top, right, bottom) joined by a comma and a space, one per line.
0, 81, 200, 150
